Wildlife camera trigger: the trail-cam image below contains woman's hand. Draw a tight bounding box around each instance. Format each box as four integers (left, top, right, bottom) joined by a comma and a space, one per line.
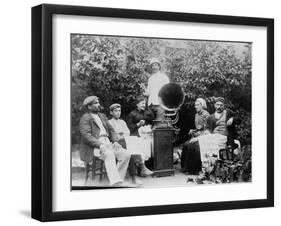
227, 117, 233, 126
137, 120, 145, 127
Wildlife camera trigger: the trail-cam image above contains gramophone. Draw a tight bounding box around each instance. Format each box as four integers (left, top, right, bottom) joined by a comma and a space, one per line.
154, 83, 185, 128
151, 83, 185, 177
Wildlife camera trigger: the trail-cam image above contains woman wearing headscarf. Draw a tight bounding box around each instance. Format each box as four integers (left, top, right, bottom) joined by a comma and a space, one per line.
189, 98, 210, 137
181, 98, 210, 175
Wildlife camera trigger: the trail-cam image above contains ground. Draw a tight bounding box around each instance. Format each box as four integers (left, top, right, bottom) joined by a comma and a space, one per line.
72, 149, 211, 188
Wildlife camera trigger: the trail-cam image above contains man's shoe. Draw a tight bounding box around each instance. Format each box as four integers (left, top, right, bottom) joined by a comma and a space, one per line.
111, 181, 123, 187
120, 181, 142, 187
195, 172, 207, 184
132, 178, 143, 186
195, 178, 204, 184
140, 166, 153, 177
186, 177, 194, 183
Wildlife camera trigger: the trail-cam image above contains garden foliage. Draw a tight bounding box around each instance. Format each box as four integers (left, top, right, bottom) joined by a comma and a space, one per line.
71, 35, 251, 146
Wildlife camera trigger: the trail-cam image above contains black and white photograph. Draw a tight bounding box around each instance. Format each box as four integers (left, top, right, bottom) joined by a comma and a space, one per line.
30, 2, 274, 222
0, 0, 279, 224
71, 34, 252, 189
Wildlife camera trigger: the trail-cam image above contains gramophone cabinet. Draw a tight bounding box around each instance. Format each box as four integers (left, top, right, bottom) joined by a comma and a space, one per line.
152, 127, 175, 177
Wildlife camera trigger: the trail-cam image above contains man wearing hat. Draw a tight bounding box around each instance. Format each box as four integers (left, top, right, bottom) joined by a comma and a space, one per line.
181, 97, 237, 179
79, 96, 131, 186
109, 103, 153, 179
197, 97, 236, 180
204, 97, 236, 145
108, 103, 130, 142
144, 58, 170, 121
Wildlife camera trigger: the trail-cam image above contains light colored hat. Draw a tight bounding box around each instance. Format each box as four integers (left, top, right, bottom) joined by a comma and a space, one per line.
215, 97, 225, 104
150, 58, 161, 67
109, 103, 121, 111
82, 96, 99, 106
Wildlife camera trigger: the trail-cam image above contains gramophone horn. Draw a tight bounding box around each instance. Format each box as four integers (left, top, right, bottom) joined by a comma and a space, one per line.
158, 83, 185, 113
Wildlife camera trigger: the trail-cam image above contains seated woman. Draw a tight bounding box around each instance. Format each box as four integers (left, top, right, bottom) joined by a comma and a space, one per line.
181, 98, 210, 175
126, 96, 155, 136
108, 103, 153, 179
182, 97, 237, 183
189, 98, 210, 137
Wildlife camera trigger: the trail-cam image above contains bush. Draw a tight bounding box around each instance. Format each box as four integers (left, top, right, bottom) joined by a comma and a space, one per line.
71, 35, 251, 145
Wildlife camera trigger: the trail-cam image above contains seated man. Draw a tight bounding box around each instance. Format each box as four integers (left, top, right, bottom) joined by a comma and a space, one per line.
181, 97, 236, 177
108, 103, 130, 148
108, 103, 153, 178
79, 96, 131, 186
199, 97, 236, 153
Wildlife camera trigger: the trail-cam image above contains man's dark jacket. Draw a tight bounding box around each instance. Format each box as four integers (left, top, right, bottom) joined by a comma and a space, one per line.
206, 109, 237, 148
79, 112, 118, 162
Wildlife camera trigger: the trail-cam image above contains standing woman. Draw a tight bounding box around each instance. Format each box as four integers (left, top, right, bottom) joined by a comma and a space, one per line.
181, 97, 210, 175
144, 58, 170, 121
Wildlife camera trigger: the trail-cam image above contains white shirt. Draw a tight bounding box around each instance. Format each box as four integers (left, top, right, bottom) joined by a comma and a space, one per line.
90, 113, 108, 136
108, 118, 130, 137
91, 114, 111, 157
146, 71, 169, 105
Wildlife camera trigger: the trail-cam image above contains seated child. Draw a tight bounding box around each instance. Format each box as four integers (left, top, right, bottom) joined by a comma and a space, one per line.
108, 103, 153, 180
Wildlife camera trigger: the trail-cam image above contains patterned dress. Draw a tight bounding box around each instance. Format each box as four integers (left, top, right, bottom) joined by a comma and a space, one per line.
193, 110, 210, 136
180, 109, 209, 174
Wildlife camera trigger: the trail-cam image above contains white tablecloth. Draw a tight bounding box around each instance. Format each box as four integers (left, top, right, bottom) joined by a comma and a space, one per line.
124, 136, 152, 160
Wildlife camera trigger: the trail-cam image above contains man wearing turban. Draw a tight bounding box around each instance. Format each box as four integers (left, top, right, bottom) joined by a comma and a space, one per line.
181, 97, 237, 180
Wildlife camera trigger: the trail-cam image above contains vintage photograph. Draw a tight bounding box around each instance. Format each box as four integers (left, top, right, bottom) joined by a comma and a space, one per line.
71, 34, 252, 189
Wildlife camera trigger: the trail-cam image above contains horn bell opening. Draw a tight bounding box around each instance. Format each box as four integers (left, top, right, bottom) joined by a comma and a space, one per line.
158, 83, 185, 111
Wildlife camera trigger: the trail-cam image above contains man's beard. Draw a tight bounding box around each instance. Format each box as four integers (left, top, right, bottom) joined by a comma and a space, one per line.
91, 106, 104, 113
216, 108, 223, 113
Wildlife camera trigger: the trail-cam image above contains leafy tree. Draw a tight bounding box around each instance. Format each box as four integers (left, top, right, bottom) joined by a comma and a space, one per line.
71, 35, 251, 146
165, 41, 251, 145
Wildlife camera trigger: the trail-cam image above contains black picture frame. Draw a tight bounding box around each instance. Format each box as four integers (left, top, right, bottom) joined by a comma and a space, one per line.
31, 3, 274, 222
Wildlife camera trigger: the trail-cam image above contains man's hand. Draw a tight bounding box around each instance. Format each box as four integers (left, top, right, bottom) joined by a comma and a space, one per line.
100, 143, 111, 155
227, 117, 233, 126
189, 129, 196, 136
189, 137, 198, 143
112, 142, 122, 150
